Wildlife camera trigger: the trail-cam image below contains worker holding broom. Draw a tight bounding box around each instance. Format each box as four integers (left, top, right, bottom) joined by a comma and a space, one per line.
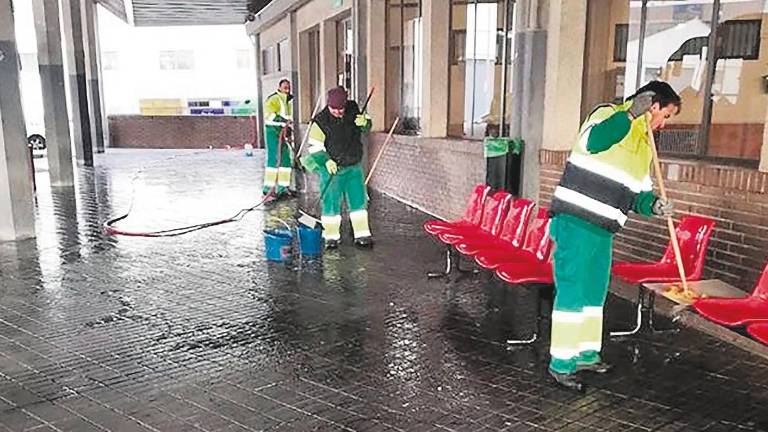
547, 81, 681, 391
301, 87, 372, 249
262, 79, 294, 198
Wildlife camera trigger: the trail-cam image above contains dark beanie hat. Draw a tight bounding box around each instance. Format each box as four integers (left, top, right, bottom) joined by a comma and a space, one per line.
327, 87, 348, 109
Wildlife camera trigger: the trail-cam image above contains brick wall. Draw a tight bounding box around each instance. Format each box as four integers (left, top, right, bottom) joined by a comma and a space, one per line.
108, 115, 259, 149
540, 149, 768, 292
367, 133, 485, 220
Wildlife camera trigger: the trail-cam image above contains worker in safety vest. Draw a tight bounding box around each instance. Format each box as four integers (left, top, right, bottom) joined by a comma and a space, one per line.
547, 81, 681, 391
301, 87, 372, 249
262, 79, 294, 197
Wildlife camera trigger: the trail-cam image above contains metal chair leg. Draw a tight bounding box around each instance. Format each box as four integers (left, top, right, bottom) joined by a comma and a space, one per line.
610, 288, 645, 337
456, 255, 480, 275
427, 249, 453, 279
507, 285, 543, 347
507, 330, 538, 346
647, 293, 680, 334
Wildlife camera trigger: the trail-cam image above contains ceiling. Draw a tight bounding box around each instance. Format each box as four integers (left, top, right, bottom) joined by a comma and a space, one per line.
127, 0, 272, 26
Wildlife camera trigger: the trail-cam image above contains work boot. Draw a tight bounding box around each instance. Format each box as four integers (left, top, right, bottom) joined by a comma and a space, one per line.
325, 239, 340, 250
354, 237, 373, 248
576, 362, 612, 374
548, 369, 585, 392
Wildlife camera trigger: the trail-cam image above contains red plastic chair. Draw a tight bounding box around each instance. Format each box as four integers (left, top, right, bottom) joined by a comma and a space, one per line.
692, 262, 768, 326
474, 208, 552, 270
610, 215, 715, 337
438, 192, 513, 245
747, 322, 768, 345
612, 215, 716, 283
423, 185, 490, 235
454, 198, 536, 257
496, 259, 554, 285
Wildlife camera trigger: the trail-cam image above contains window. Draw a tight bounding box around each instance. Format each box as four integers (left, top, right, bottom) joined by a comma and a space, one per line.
102, 51, 119, 70
236, 49, 253, 70
668, 20, 761, 61
624, 0, 767, 163
448, 0, 514, 138
159, 50, 194, 70
451, 30, 466, 64
337, 19, 354, 93
386, 0, 423, 134
614, 24, 628, 62
277, 39, 289, 72
262, 46, 276, 75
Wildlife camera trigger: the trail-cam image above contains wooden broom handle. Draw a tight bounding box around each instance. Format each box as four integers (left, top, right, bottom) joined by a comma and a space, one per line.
365, 117, 400, 185
645, 113, 690, 293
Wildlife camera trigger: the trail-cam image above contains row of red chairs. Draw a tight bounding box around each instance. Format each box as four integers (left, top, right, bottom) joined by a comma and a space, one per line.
423, 185, 554, 284
693, 264, 768, 345
424, 184, 768, 347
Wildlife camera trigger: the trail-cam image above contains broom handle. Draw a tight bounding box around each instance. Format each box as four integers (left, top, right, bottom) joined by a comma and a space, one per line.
645, 114, 689, 292
295, 95, 325, 158
365, 117, 400, 186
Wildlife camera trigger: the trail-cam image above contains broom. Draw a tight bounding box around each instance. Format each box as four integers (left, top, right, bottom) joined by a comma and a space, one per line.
645, 113, 691, 296
297, 116, 399, 228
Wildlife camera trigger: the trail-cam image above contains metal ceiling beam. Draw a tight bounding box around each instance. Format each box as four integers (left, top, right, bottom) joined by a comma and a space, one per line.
129, 0, 262, 26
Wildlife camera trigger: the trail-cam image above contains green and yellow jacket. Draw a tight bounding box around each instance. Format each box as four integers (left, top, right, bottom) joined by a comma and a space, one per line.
549, 101, 658, 233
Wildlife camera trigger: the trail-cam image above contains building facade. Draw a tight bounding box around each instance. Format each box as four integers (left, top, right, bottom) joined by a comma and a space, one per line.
247, 0, 768, 292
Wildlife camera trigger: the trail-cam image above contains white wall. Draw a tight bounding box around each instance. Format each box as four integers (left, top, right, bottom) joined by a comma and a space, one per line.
13, 0, 44, 135
98, 11, 258, 114
14, 2, 258, 117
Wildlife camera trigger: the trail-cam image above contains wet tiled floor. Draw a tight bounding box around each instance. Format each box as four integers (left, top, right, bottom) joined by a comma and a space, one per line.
1, 149, 767, 431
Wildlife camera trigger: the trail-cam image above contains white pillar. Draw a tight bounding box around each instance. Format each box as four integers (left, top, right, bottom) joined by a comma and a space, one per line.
82, 0, 106, 153
421, 0, 450, 138
0, 0, 36, 240
61, 0, 94, 166
32, 0, 75, 186
541, 0, 588, 151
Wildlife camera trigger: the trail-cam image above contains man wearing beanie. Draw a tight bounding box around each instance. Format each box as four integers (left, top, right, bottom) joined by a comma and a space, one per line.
301, 87, 373, 249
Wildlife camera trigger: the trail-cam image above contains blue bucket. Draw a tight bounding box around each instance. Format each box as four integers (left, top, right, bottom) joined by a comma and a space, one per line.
264, 229, 293, 262
297, 223, 323, 257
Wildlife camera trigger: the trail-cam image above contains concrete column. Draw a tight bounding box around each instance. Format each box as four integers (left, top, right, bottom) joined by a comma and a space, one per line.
421, 0, 450, 138
0, 0, 36, 240
320, 19, 338, 92
580, 0, 614, 119
541, 0, 587, 151
510, 0, 549, 202
32, 0, 75, 187
297, 30, 313, 122
289, 11, 301, 124
82, 0, 106, 153
761, 104, 768, 172
352, 0, 368, 106
366, 0, 386, 131
252, 35, 266, 149
61, 0, 94, 166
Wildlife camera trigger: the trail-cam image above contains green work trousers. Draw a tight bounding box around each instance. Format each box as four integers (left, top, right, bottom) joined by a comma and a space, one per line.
319, 164, 370, 241
549, 214, 614, 374
263, 125, 292, 195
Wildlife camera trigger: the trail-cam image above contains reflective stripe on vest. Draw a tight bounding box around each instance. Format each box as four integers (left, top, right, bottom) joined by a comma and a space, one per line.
550, 102, 653, 233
